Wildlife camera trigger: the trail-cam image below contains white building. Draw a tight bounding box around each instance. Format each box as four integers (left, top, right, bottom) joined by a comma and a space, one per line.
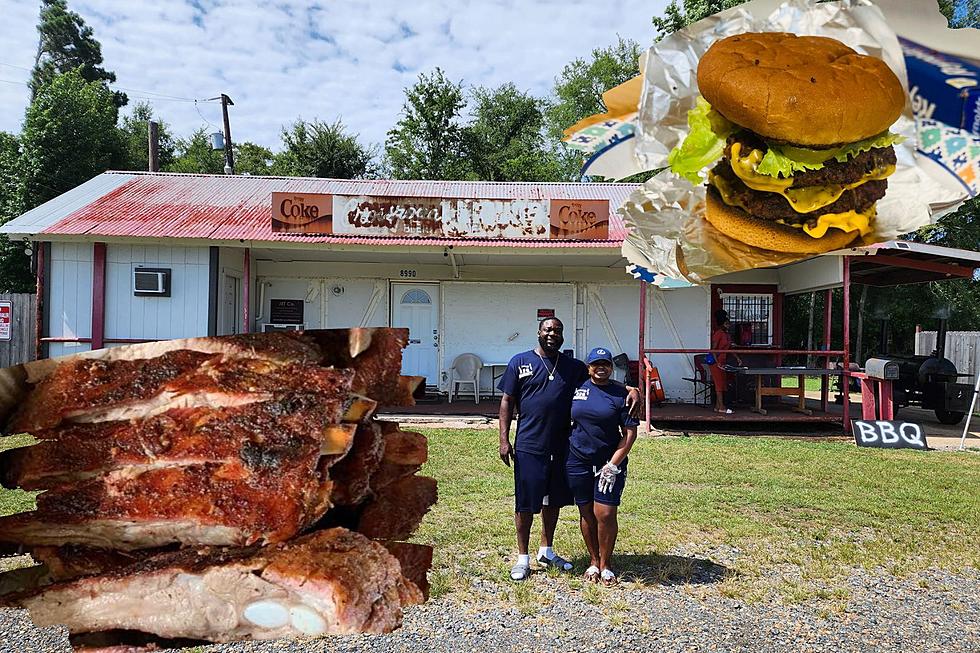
9, 171, 952, 406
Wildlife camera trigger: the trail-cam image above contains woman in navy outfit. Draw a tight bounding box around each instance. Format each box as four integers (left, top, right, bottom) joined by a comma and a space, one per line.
566, 347, 639, 585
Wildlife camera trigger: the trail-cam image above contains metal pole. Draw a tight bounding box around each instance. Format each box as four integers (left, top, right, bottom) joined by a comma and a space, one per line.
959, 371, 980, 450
148, 120, 159, 172
639, 281, 649, 432
34, 241, 44, 361
243, 248, 250, 333
842, 256, 851, 435
220, 94, 235, 174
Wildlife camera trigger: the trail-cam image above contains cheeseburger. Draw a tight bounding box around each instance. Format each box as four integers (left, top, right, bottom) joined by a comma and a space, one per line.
669, 32, 906, 254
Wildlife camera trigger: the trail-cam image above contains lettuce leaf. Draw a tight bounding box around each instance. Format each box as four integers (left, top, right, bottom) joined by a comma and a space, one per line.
756, 131, 905, 178
668, 97, 735, 184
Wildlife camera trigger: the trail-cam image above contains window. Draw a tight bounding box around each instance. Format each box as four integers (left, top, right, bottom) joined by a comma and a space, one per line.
722, 293, 773, 345
401, 289, 431, 305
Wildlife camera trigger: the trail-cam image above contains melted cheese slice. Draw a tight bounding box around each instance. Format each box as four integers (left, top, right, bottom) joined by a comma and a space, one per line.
710, 171, 876, 239
800, 207, 875, 238
728, 142, 895, 214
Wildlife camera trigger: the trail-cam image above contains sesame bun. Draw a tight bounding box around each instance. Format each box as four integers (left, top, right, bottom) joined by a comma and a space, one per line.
704, 191, 860, 254
697, 32, 905, 146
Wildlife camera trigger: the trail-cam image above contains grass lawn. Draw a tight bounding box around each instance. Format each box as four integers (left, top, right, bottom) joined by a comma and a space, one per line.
0, 433, 39, 520
780, 376, 825, 392
414, 428, 980, 607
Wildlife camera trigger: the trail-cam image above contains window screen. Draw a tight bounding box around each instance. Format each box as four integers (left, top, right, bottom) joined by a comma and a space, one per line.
722, 293, 773, 345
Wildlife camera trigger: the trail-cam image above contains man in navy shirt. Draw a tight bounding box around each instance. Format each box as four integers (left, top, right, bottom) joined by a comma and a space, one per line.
498, 318, 639, 581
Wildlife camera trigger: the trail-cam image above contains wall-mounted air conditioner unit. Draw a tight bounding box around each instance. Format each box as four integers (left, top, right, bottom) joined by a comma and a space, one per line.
133, 267, 171, 297
262, 323, 305, 332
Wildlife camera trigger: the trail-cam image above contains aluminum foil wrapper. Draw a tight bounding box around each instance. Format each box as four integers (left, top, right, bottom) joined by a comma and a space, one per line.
620, 0, 964, 284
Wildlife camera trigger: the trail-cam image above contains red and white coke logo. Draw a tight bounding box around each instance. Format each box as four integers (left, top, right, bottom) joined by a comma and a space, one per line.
271, 192, 333, 230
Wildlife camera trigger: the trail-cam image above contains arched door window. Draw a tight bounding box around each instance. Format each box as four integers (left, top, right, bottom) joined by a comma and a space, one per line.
401, 289, 431, 305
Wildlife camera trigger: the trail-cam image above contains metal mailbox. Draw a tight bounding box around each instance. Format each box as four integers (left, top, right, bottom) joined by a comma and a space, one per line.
865, 358, 900, 380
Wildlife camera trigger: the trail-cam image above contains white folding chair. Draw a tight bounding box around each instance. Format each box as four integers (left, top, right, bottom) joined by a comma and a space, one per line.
449, 353, 483, 404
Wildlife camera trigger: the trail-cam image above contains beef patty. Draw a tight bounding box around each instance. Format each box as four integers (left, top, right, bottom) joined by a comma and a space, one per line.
709, 162, 887, 225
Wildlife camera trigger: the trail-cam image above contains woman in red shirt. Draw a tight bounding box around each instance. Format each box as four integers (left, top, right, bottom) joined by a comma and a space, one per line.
710, 310, 742, 414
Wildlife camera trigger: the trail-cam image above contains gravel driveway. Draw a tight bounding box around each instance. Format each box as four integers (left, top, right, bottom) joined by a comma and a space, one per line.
2, 563, 977, 653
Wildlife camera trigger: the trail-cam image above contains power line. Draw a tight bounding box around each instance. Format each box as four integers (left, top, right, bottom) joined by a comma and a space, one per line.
0, 61, 220, 103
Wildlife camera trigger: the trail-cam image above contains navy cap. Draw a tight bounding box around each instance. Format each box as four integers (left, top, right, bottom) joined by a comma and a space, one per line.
586, 347, 613, 364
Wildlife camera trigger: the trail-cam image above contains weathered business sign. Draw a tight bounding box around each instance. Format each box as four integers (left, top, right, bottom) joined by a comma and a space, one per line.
853, 420, 929, 450
270, 193, 609, 240
271, 192, 333, 233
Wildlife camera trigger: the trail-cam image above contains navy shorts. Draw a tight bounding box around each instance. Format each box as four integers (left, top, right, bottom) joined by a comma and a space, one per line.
513, 450, 573, 514
566, 455, 627, 507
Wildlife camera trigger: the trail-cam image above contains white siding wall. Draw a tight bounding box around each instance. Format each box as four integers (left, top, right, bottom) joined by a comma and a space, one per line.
582, 282, 641, 364
643, 286, 711, 402
48, 242, 94, 358
104, 244, 209, 341
255, 277, 388, 332
441, 281, 575, 392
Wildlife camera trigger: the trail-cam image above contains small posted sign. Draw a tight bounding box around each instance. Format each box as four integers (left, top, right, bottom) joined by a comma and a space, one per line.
0, 301, 10, 341
853, 420, 929, 451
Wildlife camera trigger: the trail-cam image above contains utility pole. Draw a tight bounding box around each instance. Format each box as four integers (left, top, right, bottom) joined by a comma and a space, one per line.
208, 94, 235, 174
147, 120, 159, 172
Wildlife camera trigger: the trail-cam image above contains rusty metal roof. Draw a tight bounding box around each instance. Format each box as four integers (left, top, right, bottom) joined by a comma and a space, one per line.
4, 172, 638, 248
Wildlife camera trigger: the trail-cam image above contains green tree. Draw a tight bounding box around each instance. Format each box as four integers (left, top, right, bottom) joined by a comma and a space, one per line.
544, 37, 642, 180
118, 102, 176, 172
273, 119, 375, 179
384, 68, 469, 180
19, 69, 125, 209
651, 0, 746, 40
463, 84, 562, 182
235, 142, 276, 176
165, 129, 225, 175
0, 133, 34, 293
31, 0, 126, 108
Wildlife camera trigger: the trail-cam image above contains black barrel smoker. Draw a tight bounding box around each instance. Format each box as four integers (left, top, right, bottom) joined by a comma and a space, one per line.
867, 317, 974, 425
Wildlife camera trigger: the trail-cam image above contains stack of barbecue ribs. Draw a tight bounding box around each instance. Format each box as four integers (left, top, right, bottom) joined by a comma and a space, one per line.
0, 329, 436, 650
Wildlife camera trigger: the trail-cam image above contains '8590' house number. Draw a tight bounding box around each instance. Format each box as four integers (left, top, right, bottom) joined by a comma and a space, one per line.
399, 269, 417, 278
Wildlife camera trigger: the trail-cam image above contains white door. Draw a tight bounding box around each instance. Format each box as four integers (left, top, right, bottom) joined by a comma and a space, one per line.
391, 283, 439, 384
221, 275, 241, 335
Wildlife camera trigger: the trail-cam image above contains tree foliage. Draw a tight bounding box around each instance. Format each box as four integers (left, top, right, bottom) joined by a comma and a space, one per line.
0, 133, 33, 293
31, 0, 126, 108
463, 84, 562, 182
20, 69, 124, 209
651, 0, 746, 40
273, 119, 375, 179
235, 142, 275, 176
165, 129, 225, 175
384, 68, 468, 180
118, 102, 176, 172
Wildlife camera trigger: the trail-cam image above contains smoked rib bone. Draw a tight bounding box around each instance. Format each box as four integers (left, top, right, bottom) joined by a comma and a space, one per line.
10, 353, 355, 432
7, 529, 416, 642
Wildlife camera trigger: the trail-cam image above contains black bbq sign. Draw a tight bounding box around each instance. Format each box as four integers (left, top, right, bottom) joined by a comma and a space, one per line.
853, 420, 929, 451
270, 299, 304, 325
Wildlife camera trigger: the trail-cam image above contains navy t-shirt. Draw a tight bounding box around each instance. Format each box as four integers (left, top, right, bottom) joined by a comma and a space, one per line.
569, 379, 640, 464
498, 350, 588, 455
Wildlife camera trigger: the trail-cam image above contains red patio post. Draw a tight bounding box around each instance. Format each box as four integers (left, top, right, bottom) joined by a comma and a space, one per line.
639, 280, 650, 432
34, 242, 44, 361
842, 255, 851, 434
92, 242, 106, 350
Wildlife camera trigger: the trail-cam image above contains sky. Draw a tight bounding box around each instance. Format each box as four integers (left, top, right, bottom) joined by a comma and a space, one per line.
0, 0, 668, 153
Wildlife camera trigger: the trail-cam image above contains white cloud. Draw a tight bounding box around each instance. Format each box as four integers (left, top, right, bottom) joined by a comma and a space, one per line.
0, 0, 667, 153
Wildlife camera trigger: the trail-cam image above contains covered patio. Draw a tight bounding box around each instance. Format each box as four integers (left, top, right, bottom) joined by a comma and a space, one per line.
639, 241, 980, 435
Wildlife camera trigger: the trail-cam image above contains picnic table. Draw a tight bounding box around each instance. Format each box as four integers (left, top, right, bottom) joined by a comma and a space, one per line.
727, 367, 843, 416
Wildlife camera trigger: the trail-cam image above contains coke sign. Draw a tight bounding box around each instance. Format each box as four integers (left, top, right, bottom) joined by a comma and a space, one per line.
549, 199, 609, 239
272, 192, 333, 234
